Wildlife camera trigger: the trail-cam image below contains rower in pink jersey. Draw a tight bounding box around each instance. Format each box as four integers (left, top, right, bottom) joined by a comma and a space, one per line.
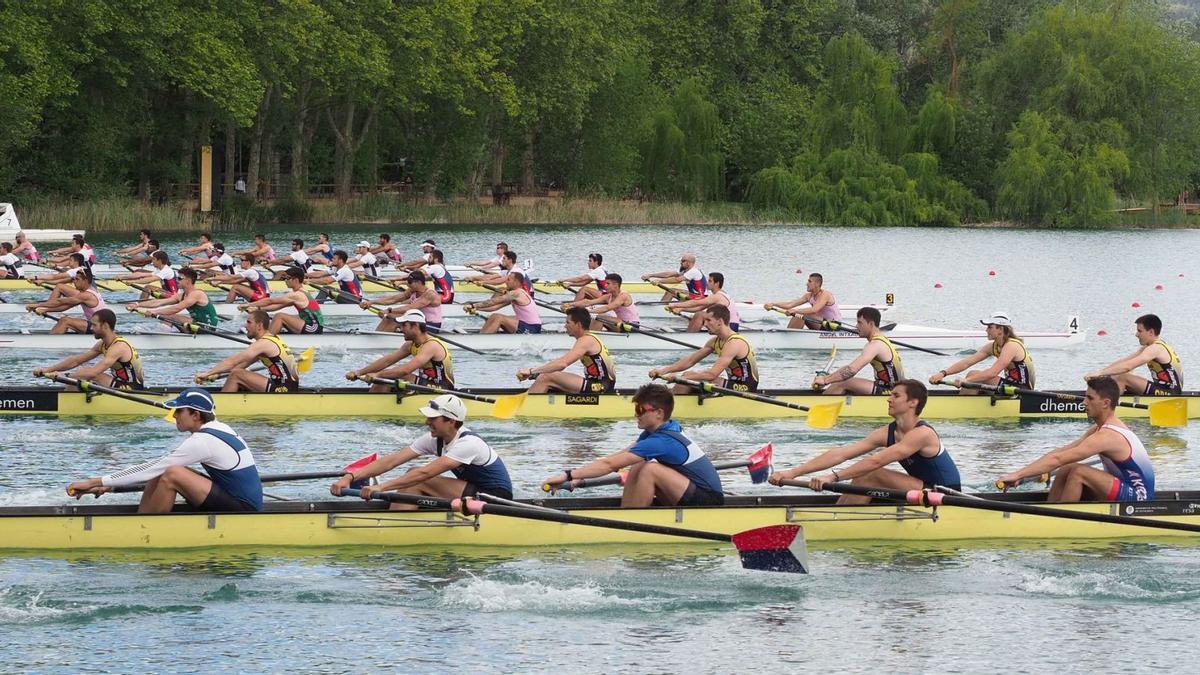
26, 267, 107, 334
666, 272, 742, 332
13, 232, 39, 262
469, 270, 543, 334
764, 272, 843, 329
566, 273, 641, 332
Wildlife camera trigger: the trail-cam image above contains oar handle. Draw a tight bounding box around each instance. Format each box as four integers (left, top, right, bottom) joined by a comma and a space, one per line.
645, 279, 687, 300
358, 375, 497, 404
41, 373, 169, 410
658, 375, 814, 412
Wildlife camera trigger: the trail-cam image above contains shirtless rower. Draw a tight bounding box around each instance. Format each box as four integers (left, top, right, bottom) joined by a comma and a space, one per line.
115, 250, 177, 300
114, 229, 152, 257
666, 271, 740, 332
12, 232, 40, 263
371, 233, 402, 265
564, 272, 640, 331
179, 232, 215, 257
929, 312, 1036, 393
348, 241, 379, 277
329, 394, 513, 505
555, 253, 608, 301
67, 388, 263, 514
306, 232, 334, 265
517, 307, 617, 394
1084, 314, 1183, 396
813, 307, 903, 395
346, 310, 455, 393
232, 233, 276, 263
26, 267, 106, 334
368, 271, 444, 333
466, 270, 543, 334
649, 305, 758, 393
307, 250, 363, 304
194, 310, 299, 393
768, 379, 961, 503
465, 242, 508, 272
33, 308, 144, 389
642, 252, 706, 302
0, 242, 25, 279
997, 376, 1155, 502
542, 384, 724, 507
126, 268, 219, 332
763, 273, 842, 329
240, 267, 325, 335
211, 253, 270, 303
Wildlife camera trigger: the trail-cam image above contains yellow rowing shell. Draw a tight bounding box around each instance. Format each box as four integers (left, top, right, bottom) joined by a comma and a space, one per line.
0, 387, 1193, 420
3, 494, 1198, 550
0, 278, 674, 295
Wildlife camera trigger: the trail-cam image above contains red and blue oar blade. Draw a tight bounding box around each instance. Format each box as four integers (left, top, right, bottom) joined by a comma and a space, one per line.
343, 453, 377, 489
731, 524, 809, 574
747, 443, 773, 484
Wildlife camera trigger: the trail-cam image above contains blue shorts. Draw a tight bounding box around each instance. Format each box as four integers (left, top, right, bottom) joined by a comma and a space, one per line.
730, 323, 739, 332
1109, 478, 1152, 502
426, 322, 442, 334
517, 321, 542, 334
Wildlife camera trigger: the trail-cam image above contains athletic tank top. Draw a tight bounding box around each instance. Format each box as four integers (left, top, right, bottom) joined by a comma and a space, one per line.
613, 295, 640, 324
101, 337, 144, 389
411, 336, 454, 387
428, 264, 455, 302
1147, 340, 1183, 390
642, 427, 723, 494
295, 291, 324, 328
197, 425, 264, 511
420, 295, 444, 324
187, 297, 220, 327
890, 421, 960, 488
580, 333, 616, 387
992, 336, 1035, 387
715, 333, 759, 390
512, 293, 541, 325
870, 335, 904, 391
816, 293, 842, 321
338, 268, 363, 298
434, 431, 512, 494
716, 290, 740, 326
20, 243, 39, 262
262, 245, 276, 261
256, 334, 298, 387
1099, 424, 1155, 500
81, 288, 107, 322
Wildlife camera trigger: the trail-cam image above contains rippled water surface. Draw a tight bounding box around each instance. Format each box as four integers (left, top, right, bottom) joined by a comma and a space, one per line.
2, 224, 1199, 671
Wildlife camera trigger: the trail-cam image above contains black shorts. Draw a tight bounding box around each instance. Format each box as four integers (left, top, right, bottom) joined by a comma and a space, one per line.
197, 482, 258, 512
426, 322, 442, 334
673, 482, 724, 507
872, 382, 892, 395
461, 482, 513, 501
581, 377, 615, 394
266, 378, 299, 393
301, 321, 323, 334
1144, 380, 1182, 396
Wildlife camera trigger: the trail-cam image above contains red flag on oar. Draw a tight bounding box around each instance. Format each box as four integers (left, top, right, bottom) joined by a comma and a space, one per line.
344, 453, 377, 489
732, 525, 810, 574
747, 443, 774, 484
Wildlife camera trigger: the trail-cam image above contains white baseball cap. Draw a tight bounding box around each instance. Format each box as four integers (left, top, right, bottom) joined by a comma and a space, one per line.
421, 239, 436, 248
356, 240, 371, 248
420, 394, 466, 421
399, 309, 426, 324
980, 312, 1012, 327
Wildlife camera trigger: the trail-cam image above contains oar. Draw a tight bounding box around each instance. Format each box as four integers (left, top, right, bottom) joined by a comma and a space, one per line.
543, 443, 775, 493
201, 346, 316, 382
357, 376, 527, 419
27, 309, 67, 323
816, 346, 838, 377
644, 278, 688, 300
948, 380, 1187, 427
122, 279, 167, 299
41, 373, 168, 410
339, 488, 810, 574
127, 307, 253, 345
655, 375, 842, 428
783, 479, 1200, 535
800, 316, 947, 357
83, 453, 379, 496
354, 303, 484, 356
994, 457, 1105, 491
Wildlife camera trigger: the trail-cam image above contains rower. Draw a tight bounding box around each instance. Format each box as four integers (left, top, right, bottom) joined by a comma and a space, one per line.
126, 268, 218, 332
306, 232, 334, 264
12, 232, 40, 263
179, 232, 215, 258
369, 271, 443, 333
188, 242, 235, 273
371, 233, 402, 265
46, 234, 95, 266
667, 271, 740, 332
929, 311, 1035, 393
278, 238, 312, 273
194, 310, 299, 393
241, 266, 325, 335
329, 394, 513, 504
425, 249, 455, 303
565, 272, 640, 331
764, 272, 842, 329
813, 306, 902, 395
66, 388, 263, 514
542, 384, 724, 507
517, 307, 616, 394
398, 239, 437, 272
211, 253, 270, 303
0, 242, 24, 278
115, 250, 177, 300
26, 267, 106, 334
33, 308, 143, 389
233, 233, 276, 263
1084, 313, 1183, 396
348, 241, 379, 277
464, 242, 508, 271
555, 252, 608, 301
26, 252, 89, 301
121, 239, 161, 267
768, 379, 961, 503
997, 376, 1154, 502
114, 229, 152, 257
642, 252, 706, 302
467, 270, 542, 334
346, 309, 454, 392
307, 250, 363, 304
648, 305, 758, 393
465, 249, 517, 286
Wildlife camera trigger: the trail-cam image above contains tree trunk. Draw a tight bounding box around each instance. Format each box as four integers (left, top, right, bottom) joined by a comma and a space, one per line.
224, 123, 237, 196
137, 134, 152, 201
326, 99, 379, 201
521, 126, 536, 193
246, 86, 274, 201
290, 80, 312, 198
265, 130, 278, 200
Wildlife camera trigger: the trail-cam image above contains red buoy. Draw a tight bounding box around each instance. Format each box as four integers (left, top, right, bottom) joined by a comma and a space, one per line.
988, 270, 996, 276
1155, 284, 1164, 290
934, 282, 943, 289
1098, 329, 1108, 336
1131, 302, 1141, 308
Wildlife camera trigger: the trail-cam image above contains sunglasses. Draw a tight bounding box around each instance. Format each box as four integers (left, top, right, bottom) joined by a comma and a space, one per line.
634, 403, 658, 416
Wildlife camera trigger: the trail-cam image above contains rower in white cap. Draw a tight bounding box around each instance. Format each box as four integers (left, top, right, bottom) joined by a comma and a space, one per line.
329, 394, 513, 504
398, 239, 438, 272
345, 309, 455, 392
928, 311, 1036, 393
348, 240, 379, 277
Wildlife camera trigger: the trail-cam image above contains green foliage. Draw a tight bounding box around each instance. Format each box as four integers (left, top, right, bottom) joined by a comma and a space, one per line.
641, 80, 724, 201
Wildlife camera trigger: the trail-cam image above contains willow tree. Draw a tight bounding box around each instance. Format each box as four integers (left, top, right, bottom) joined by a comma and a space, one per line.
807, 33, 908, 160
642, 79, 722, 201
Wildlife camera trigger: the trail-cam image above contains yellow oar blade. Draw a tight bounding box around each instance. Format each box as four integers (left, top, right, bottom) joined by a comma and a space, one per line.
805, 401, 842, 429
1148, 398, 1187, 427
491, 392, 528, 420
163, 407, 176, 424
296, 346, 316, 374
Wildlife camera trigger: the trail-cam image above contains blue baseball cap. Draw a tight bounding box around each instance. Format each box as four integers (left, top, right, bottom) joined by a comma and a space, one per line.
163, 387, 216, 413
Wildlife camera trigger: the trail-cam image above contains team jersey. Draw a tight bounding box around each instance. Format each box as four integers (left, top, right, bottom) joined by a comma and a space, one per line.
296, 291, 325, 330
80, 288, 107, 322
238, 267, 269, 298
288, 249, 312, 271
889, 421, 961, 489
629, 420, 723, 494
869, 335, 904, 393
714, 333, 759, 391
1099, 424, 1155, 501
410, 336, 454, 387
334, 265, 362, 298
256, 334, 299, 391
992, 336, 1035, 387
411, 428, 512, 495
17, 242, 39, 262
0, 252, 22, 277
682, 267, 707, 299
1146, 339, 1183, 393
579, 333, 616, 393
155, 266, 179, 294
427, 263, 455, 302
187, 296, 220, 327
588, 266, 608, 293
356, 252, 378, 277
215, 253, 236, 274
100, 336, 144, 389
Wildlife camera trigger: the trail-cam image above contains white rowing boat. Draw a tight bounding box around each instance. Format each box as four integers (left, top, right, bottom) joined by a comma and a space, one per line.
0, 319, 1083, 352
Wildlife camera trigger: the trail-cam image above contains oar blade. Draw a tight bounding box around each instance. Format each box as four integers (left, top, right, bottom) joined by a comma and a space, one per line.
747, 443, 774, 484
731, 525, 809, 574
296, 346, 316, 374
805, 402, 842, 429
491, 391, 528, 420
1149, 398, 1187, 427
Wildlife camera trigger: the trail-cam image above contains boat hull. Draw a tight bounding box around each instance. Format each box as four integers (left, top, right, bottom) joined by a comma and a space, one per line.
1, 276, 678, 295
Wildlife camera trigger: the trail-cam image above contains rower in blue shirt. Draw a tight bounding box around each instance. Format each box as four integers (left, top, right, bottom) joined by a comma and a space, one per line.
769, 379, 961, 503
543, 384, 724, 507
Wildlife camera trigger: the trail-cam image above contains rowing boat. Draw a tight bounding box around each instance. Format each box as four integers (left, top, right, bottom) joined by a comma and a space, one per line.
82, 262, 481, 279
0, 321, 1084, 351
1, 386, 1186, 420
3, 492, 1198, 550
0, 277, 678, 295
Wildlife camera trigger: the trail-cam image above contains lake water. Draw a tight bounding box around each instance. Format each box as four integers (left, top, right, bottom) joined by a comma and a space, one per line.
1, 224, 1197, 671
